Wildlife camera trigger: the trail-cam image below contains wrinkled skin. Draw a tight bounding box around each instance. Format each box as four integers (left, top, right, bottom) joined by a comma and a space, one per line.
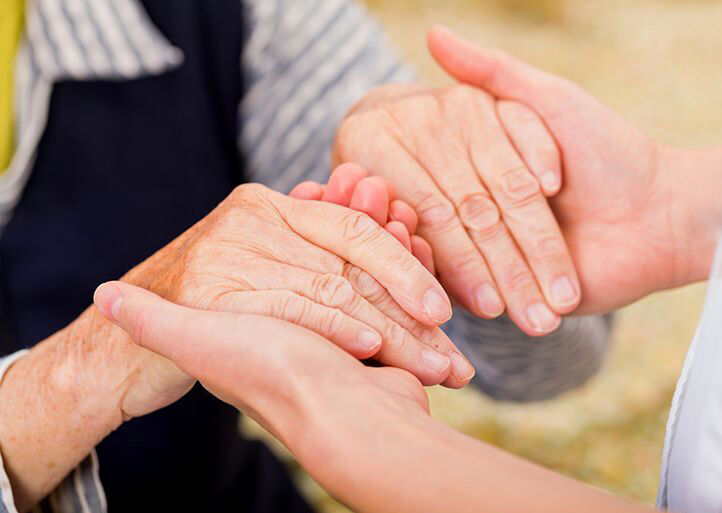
334, 83, 580, 335
118, 182, 474, 419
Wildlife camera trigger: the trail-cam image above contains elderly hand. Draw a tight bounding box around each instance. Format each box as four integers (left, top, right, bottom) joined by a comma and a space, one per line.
428, 26, 720, 313
334, 79, 580, 336
118, 181, 475, 420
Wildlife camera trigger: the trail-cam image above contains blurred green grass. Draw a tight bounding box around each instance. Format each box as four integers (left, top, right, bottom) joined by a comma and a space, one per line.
243, 1, 722, 510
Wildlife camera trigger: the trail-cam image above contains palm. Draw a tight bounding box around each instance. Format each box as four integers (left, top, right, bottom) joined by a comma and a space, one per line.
544, 97, 676, 313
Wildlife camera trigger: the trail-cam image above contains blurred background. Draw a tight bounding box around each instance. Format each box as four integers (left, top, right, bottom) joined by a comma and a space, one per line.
245, 0, 722, 510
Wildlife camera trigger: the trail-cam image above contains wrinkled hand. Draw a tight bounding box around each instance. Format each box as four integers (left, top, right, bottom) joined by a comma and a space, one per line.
116, 182, 475, 420
428, 26, 704, 313
334, 80, 581, 336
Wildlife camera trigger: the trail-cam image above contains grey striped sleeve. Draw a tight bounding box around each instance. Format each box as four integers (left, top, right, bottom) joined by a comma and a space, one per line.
44, 452, 106, 513
26, 0, 183, 81
238, 0, 415, 193
446, 310, 612, 402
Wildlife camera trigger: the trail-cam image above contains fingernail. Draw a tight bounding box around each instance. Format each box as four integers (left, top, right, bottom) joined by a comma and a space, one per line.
474, 283, 505, 317
94, 283, 124, 323
450, 352, 475, 382
422, 349, 451, 375
551, 276, 578, 307
540, 172, 560, 193
526, 302, 561, 333
358, 330, 382, 351
423, 289, 452, 324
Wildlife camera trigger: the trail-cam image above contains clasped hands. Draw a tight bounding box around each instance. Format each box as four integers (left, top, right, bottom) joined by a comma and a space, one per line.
93, 32, 600, 421
94, 19, 709, 495
91, 25, 720, 513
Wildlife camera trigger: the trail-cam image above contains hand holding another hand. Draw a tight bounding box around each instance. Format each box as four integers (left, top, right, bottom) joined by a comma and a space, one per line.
114, 174, 476, 421
334, 78, 581, 335
95, 277, 642, 513
94, 280, 430, 480
428, 26, 720, 313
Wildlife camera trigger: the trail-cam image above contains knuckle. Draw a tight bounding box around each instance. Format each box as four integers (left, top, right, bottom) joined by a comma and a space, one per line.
458, 192, 501, 235
343, 264, 383, 297
229, 182, 267, 203
346, 266, 385, 301
407, 318, 434, 342
272, 292, 305, 323
381, 322, 409, 354
529, 234, 567, 261
447, 249, 485, 275
413, 193, 457, 233
496, 167, 542, 207
342, 211, 382, 245
500, 266, 537, 294
320, 308, 345, 339
468, 219, 507, 246
313, 274, 354, 308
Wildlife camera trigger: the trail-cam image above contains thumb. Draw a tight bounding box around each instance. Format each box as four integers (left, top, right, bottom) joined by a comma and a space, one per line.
93, 281, 206, 369
427, 25, 579, 118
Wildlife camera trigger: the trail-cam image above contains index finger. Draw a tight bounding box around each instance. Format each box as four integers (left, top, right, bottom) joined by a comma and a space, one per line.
278, 193, 452, 326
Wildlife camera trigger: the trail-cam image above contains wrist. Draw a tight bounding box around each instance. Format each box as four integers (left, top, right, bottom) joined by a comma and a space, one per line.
0, 310, 128, 509
284, 377, 441, 510
37, 308, 135, 432
659, 145, 722, 285
298, 397, 463, 513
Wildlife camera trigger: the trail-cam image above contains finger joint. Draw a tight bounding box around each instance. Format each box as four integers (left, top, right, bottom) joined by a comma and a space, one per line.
313, 274, 355, 308
458, 192, 501, 235
495, 166, 541, 208
500, 267, 537, 295
529, 235, 567, 262
342, 211, 383, 246
413, 193, 457, 235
